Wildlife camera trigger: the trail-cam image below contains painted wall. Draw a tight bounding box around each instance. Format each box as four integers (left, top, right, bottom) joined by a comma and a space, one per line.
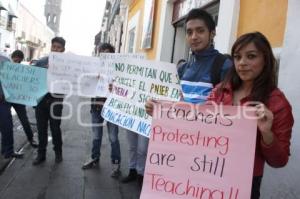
126, 0, 143, 54
127, 0, 162, 60
237, 0, 288, 47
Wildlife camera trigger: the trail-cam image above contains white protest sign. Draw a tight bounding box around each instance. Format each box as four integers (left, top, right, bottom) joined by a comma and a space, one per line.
48, 52, 108, 97
96, 53, 146, 95
48, 52, 146, 97
101, 58, 181, 137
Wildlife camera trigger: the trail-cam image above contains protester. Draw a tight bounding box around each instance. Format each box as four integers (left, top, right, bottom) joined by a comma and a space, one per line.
144, 8, 233, 187
32, 37, 66, 165
177, 8, 232, 103
0, 55, 24, 159
146, 8, 232, 114
10, 50, 38, 148
82, 43, 121, 178
207, 32, 294, 199
11, 50, 24, 63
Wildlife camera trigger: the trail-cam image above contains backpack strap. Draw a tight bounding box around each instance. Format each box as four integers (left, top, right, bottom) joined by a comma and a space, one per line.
177, 61, 188, 79
210, 54, 228, 87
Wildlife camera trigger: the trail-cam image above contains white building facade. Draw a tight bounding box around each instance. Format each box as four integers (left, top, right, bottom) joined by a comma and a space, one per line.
15, 3, 54, 61
0, 0, 18, 56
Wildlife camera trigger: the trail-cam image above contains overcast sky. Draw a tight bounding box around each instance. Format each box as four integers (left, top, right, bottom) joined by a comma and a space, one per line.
21, 0, 105, 56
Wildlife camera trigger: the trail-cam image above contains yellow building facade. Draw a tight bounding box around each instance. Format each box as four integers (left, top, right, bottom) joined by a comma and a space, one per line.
237, 0, 288, 47
124, 0, 163, 60
123, 0, 289, 60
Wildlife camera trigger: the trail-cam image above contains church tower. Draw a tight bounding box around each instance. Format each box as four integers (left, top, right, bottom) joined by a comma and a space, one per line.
44, 0, 62, 35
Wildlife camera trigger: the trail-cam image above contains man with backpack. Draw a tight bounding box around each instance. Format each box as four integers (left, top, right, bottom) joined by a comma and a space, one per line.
177, 8, 232, 104
146, 8, 232, 115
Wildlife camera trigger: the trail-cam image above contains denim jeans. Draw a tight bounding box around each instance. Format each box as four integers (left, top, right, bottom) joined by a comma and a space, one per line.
11, 103, 34, 141
90, 110, 120, 164
126, 130, 149, 175
0, 101, 14, 157
35, 93, 63, 157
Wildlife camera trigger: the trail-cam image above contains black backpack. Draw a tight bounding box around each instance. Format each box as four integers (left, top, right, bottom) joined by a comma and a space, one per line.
210, 53, 232, 87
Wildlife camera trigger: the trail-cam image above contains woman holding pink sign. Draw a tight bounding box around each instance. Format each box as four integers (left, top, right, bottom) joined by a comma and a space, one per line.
207, 32, 294, 199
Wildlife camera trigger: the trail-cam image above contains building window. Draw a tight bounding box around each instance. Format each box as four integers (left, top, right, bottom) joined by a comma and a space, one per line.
128, 27, 136, 53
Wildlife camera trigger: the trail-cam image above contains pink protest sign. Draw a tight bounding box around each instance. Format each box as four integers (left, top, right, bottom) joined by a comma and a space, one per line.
140, 101, 257, 199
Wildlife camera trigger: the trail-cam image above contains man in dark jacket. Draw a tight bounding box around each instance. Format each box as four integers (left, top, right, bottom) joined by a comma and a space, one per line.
10, 50, 38, 148
0, 55, 24, 159
146, 9, 232, 114
32, 37, 66, 165
178, 9, 232, 104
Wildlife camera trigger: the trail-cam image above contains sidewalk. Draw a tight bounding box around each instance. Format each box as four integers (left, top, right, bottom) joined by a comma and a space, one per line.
0, 97, 141, 199
0, 108, 33, 173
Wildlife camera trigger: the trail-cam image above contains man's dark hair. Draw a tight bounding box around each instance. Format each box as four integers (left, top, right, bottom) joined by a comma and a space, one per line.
11, 50, 24, 60
99, 43, 115, 53
51, 37, 66, 48
185, 9, 216, 32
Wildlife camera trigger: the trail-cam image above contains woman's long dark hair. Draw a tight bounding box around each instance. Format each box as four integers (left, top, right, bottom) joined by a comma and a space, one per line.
220, 32, 277, 103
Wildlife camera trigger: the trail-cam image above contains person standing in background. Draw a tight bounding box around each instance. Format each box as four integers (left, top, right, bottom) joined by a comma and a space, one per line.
0, 55, 24, 159
82, 43, 121, 178
10, 50, 38, 148
32, 37, 66, 165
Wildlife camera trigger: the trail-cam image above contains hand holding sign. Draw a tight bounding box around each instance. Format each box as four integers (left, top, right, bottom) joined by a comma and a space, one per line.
255, 103, 274, 145
102, 58, 181, 137
140, 101, 257, 199
0, 62, 47, 106
145, 99, 157, 116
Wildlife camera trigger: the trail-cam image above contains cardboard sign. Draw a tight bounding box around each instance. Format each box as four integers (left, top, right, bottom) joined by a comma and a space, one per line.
0, 62, 47, 106
140, 102, 257, 199
102, 58, 181, 137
